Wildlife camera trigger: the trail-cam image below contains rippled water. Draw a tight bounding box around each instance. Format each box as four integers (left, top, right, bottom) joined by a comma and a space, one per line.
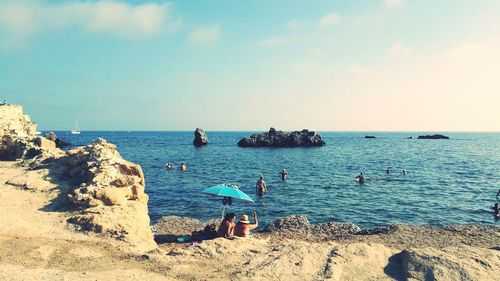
59, 131, 500, 228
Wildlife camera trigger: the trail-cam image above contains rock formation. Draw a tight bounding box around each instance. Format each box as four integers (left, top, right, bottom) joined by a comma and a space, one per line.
417, 134, 449, 139
0, 104, 52, 160
65, 138, 156, 252
45, 131, 71, 148
238, 128, 326, 147
193, 128, 208, 147
264, 215, 360, 239
0, 104, 156, 252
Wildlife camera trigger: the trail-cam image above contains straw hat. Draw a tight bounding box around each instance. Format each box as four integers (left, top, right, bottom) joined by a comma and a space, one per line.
239, 214, 250, 224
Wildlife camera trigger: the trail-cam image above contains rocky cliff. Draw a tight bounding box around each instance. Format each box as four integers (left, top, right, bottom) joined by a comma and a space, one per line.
0, 104, 156, 252
66, 138, 156, 251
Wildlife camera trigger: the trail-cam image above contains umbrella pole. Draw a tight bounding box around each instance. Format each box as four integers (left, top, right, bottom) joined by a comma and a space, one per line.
221, 204, 226, 220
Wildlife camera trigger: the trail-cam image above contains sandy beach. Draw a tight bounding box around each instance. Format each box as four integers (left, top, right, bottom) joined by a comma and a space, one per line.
0, 105, 498, 281
1, 159, 499, 281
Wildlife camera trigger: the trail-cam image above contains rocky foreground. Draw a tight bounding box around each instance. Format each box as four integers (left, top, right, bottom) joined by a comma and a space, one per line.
1, 104, 499, 281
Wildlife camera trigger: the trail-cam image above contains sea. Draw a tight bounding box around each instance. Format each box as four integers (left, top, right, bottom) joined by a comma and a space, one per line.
55, 131, 500, 229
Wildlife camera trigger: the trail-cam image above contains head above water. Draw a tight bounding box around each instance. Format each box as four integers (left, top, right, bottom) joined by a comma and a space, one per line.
259, 175, 263, 180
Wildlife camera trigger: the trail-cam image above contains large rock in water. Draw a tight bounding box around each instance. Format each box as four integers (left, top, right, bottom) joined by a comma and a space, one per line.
193, 128, 208, 147
66, 138, 156, 252
238, 128, 326, 147
417, 134, 449, 139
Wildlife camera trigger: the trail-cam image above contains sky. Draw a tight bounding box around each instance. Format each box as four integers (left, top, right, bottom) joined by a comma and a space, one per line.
0, 0, 499, 131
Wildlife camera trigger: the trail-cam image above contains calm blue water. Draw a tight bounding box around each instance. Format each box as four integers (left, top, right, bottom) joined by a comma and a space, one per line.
54, 131, 500, 228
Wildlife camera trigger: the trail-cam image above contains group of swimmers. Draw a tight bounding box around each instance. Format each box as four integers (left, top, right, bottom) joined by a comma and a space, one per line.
165, 162, 187, 171
255, 169, 289, 194
216, 211, 258, 238
355, 168, 409, 184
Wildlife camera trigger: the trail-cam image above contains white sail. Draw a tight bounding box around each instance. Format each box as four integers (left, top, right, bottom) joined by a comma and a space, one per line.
71, 120, 80, 135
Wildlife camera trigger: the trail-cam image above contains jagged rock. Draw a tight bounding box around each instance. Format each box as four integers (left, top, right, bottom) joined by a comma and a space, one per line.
265, 215, 312, 236
65, 138, 156, 252
417, 134, 449, 139
311, 221, 361, 238
0, 105, 37, 160
265, 215, 361, 240
193, 128, 208, 147
45, 132, 70, 147
0, 104, 37, 138
34, 136, 56, 150
238, 128, 326, 147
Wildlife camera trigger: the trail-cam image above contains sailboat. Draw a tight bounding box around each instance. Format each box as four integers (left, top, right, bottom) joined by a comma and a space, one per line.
71, 120, 81, 135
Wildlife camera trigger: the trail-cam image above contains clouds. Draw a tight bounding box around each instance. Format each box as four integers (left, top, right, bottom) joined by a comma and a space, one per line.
384, 0, 403, 8
0, 0, 180, 47
188, 25, 220, 46
317, 13, 341, 28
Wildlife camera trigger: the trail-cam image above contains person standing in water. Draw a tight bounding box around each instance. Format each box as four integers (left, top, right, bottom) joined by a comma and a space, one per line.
402, 169, 409, 175
256, 176, 267, 194
279, 169, 288, 181
355, 171, 365, 184
179, 162, 187, 171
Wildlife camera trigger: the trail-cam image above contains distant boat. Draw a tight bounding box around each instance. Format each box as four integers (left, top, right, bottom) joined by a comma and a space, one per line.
71, 120, 81, 135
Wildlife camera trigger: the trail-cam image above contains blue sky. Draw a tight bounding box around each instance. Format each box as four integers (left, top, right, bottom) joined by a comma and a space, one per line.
1, 0, 499, 131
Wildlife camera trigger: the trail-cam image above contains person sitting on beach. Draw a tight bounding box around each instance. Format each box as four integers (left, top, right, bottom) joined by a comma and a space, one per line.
256, 176, 267, 193
165, 162, 174, 169
179, 162, 187, 171
234, 212, 258, 238
279, 169, 288, 181
217, 212, 236, 238
355, 171, 365, 184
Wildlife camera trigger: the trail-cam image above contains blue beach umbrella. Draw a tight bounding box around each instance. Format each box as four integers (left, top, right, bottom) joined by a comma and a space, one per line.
202, 184, 254, 218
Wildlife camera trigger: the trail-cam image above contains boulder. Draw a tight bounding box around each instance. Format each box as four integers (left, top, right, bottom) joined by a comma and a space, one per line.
238, 128, 326, 147
417, 134, 449, 139
45, 132, 71, 147
34, 136, 56, 150
65, 138, 156, 252
193, 128, 208, 147
311, 221, 361, 238
264, 215, 312, 238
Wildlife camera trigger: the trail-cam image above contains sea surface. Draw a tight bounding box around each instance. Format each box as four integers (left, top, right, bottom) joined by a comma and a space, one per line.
56, 131, 500, 229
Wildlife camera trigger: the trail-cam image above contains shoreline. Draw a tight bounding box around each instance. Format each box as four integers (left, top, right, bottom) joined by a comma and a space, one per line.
1, 105, 499, 280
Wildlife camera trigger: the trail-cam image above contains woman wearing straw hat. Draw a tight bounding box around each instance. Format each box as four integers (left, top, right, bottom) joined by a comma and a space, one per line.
234, 211, 258, 238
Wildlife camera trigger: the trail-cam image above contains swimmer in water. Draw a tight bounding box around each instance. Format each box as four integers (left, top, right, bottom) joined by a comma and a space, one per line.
386, 167, 392, 174
256, 176, 267, 194
165, 162, 174, 169
179, 162, 187, 171
279, 169, 288, 181
402, 169, 409, 175
355, 171, 365, 184
496, 189, 500, 200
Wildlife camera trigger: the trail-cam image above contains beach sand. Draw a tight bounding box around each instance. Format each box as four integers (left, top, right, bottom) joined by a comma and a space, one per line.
1, 160, 499, 281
